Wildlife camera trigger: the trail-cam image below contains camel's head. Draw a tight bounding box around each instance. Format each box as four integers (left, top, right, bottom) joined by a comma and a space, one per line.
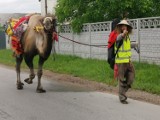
43, 16, 56, 32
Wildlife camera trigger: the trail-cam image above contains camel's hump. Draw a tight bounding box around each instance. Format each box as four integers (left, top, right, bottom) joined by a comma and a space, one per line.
28, 14, 44, 26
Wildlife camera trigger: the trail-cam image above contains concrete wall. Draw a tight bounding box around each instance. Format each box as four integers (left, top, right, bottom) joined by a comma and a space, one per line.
56, 17, 160, 64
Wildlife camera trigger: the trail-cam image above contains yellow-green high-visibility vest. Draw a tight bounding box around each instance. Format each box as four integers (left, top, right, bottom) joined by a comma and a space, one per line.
115, 36, 131, 63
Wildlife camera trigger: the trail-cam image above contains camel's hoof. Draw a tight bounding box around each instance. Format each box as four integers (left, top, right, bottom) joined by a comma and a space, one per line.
24, 78, 33, 84
36, 88, 46, 93
17, 83, 24, 90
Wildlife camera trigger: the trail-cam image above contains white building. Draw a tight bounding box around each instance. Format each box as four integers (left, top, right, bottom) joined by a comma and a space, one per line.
39, 0, 57, 15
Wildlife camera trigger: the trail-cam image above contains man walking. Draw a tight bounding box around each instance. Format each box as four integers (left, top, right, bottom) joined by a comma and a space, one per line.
115, 20, 135, 104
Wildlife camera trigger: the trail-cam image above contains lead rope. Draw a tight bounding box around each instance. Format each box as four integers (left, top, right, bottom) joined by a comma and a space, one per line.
58, 34, 108, 48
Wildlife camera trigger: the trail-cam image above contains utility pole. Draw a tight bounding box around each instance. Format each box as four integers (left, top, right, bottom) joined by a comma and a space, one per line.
45, 0, 48, 15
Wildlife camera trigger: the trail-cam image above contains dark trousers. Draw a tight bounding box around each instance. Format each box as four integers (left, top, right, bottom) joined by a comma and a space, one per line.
117, 62, 135, 101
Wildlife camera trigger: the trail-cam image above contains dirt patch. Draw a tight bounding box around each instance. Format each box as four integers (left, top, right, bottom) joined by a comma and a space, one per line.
1, 64, 160, 105
43, 70, 160, 105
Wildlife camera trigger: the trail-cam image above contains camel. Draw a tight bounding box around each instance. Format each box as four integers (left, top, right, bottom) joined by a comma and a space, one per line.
6, 14, 57, 93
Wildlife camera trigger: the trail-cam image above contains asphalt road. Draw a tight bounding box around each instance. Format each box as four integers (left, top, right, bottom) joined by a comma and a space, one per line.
0, 66, 159, 120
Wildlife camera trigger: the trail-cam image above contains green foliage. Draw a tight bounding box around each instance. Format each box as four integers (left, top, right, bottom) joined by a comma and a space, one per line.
0, 49, 160, 94
55, 0, 160, 33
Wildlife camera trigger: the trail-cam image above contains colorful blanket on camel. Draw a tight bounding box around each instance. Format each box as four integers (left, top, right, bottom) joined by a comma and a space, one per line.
6, 16, 30, 56
11, 36, 23, 56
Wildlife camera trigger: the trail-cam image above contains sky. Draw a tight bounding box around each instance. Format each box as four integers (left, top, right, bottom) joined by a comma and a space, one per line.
0, 0, 41, 13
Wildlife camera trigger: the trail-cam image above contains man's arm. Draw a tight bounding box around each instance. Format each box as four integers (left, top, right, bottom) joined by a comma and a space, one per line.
116, 34, 124, 42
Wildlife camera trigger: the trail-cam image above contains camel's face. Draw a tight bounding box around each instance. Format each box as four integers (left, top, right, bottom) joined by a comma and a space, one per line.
43, 17, 53, 31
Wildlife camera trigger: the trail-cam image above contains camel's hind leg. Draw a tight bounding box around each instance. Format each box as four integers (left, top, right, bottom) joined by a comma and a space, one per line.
24, 55, 35, 84
36, 56, 46, 93
16, 55, 24, 89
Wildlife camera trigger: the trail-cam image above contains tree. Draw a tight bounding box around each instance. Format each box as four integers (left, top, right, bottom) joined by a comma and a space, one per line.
55, 0, 159, 32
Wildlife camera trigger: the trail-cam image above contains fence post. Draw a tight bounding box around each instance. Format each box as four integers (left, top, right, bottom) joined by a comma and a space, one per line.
110, 21, 112, 32
57, 26, 60, 53
71, 28, 75, 56
137, 19, 141, 63
57, 34, 60, 53
89, 23, 92, 58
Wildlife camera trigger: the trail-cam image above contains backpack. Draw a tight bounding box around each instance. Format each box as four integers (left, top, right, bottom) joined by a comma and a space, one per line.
107, 31, 123, 69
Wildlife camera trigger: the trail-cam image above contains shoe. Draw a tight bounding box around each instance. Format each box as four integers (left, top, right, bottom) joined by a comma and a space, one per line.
119, 94, 128, 104
119, 94, 127, 100
120, 100, 128, 104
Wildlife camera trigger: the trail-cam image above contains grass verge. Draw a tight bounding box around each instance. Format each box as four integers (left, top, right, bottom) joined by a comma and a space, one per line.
0, 49, 160, 95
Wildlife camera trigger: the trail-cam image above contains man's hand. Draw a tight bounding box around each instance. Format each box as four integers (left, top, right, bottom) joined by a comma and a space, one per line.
122, 30, 128, 37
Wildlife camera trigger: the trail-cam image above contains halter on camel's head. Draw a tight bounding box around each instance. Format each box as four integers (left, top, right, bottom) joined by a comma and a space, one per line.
43, 17, 53, 30
42, 15, 57, 33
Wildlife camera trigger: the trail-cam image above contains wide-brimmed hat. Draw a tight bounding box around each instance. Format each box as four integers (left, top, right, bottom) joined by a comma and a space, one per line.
117, 20, 132, 29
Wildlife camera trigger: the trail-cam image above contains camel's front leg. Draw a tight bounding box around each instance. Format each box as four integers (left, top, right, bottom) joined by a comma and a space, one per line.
16, 55, 24, 90
24, 56, 35, 84
24, 68, 35, 84
37, 57, 46, 93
